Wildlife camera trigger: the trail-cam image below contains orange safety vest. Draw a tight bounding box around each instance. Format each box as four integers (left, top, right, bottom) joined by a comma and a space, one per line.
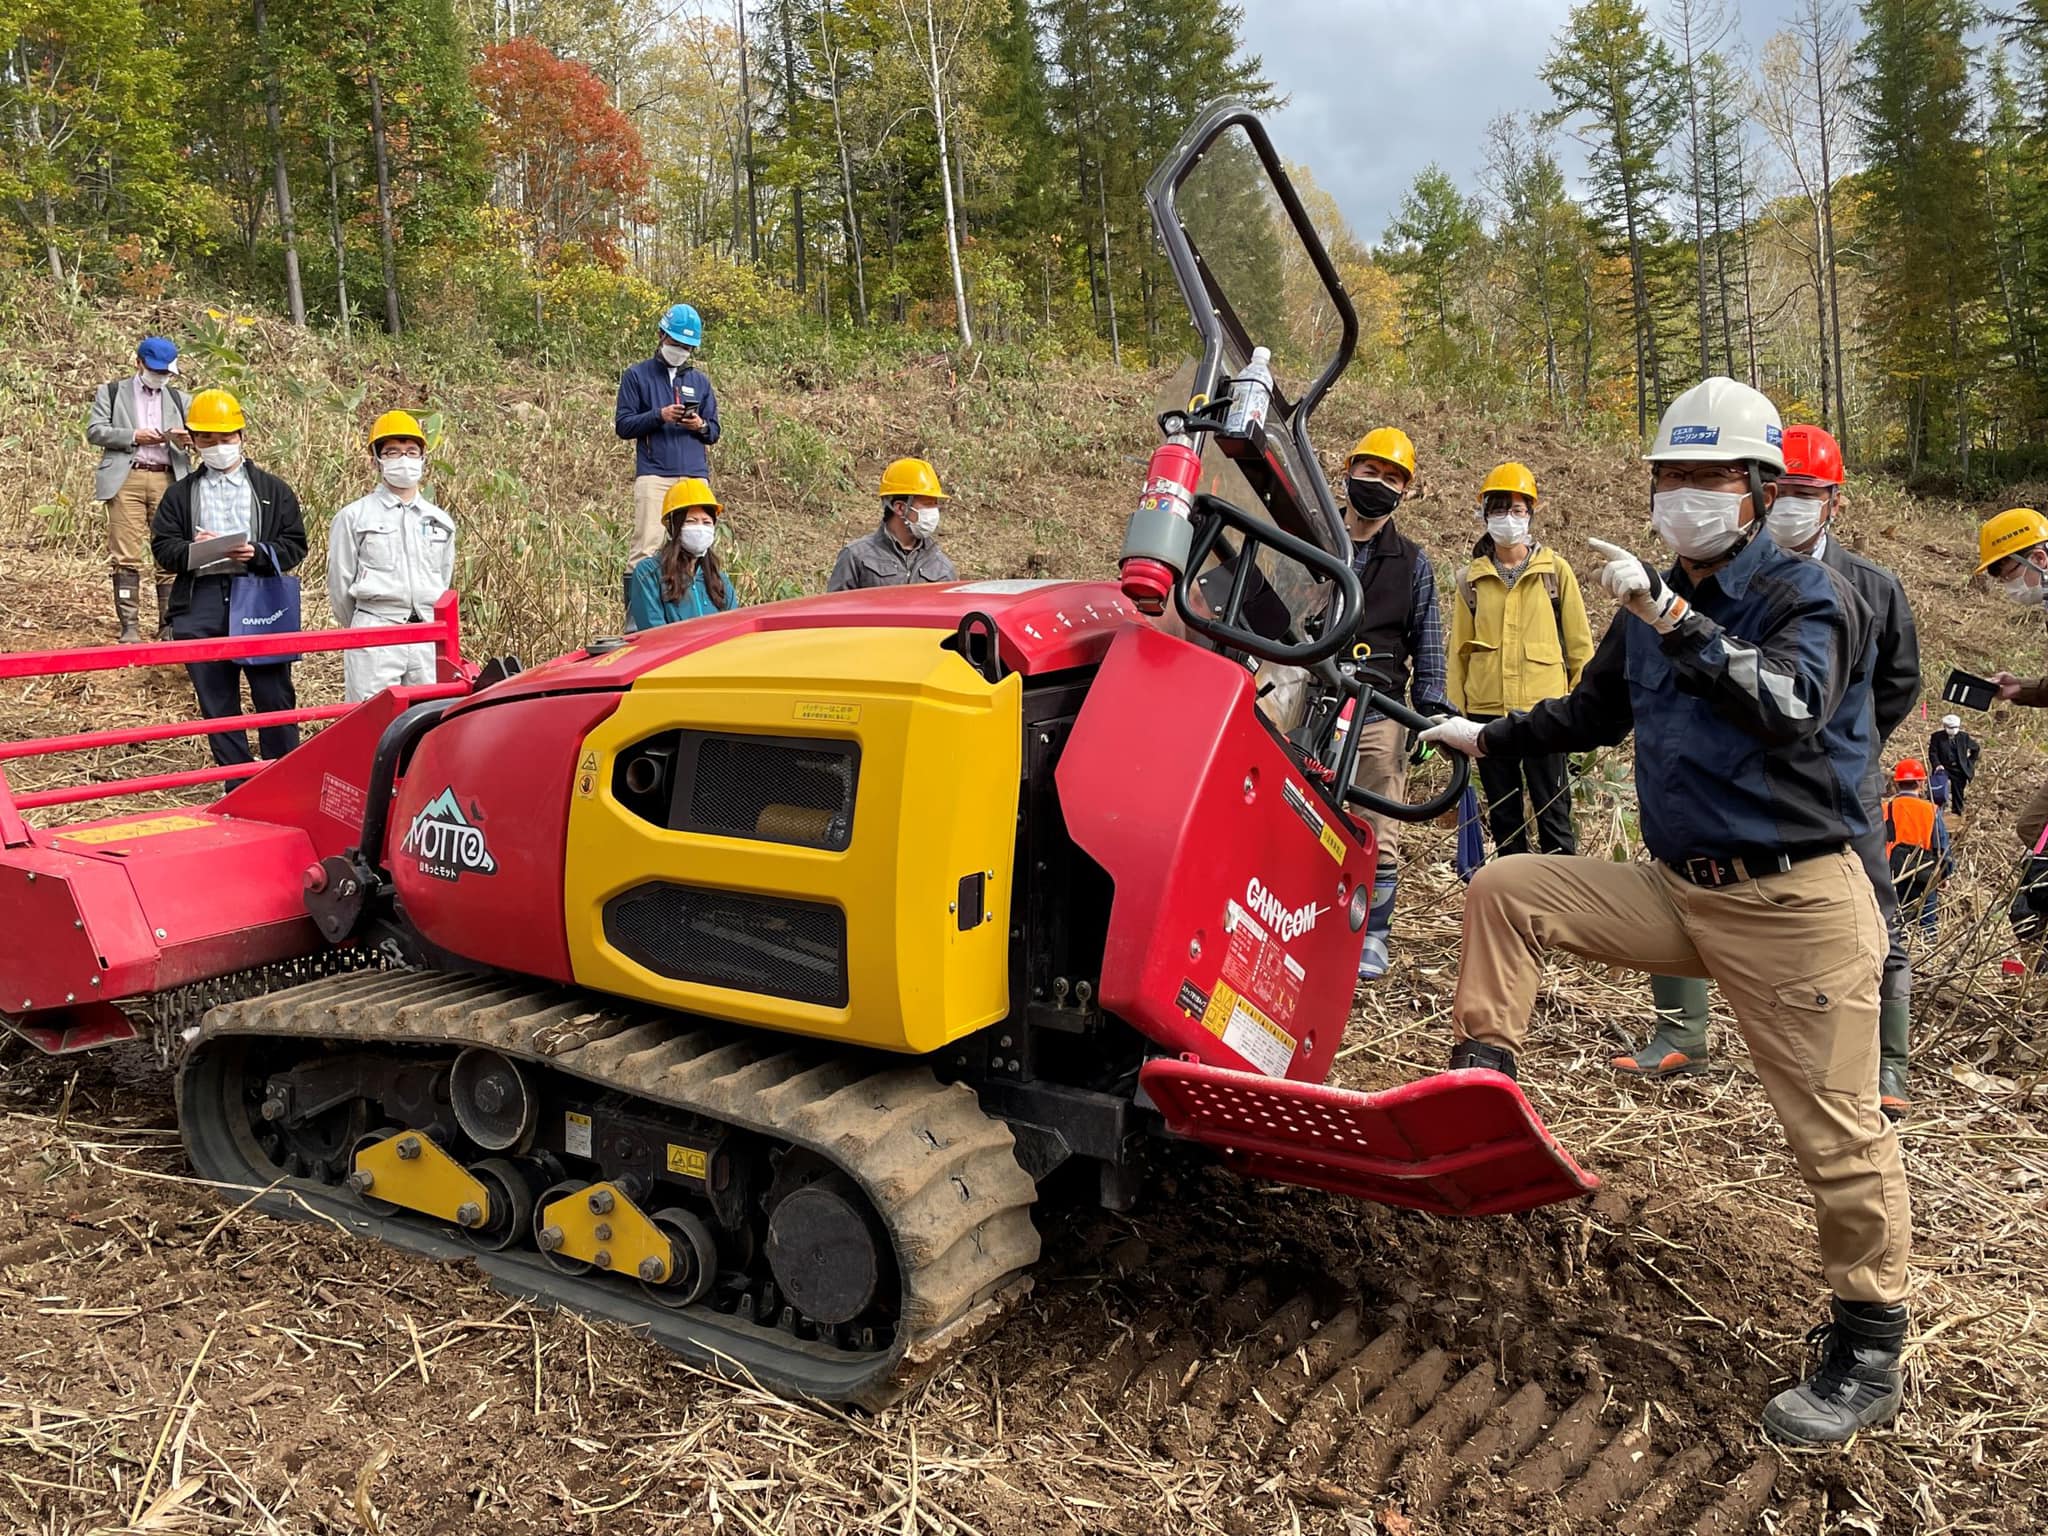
1885, 795, 1936, 853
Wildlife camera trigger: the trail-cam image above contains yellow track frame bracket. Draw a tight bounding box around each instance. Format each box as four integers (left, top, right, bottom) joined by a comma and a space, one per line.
536, 1182, 672, 1283
348, 1130, 493, 1230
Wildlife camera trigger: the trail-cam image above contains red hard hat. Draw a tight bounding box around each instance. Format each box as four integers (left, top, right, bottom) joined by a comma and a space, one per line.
1781, 424, 1845, 487
1892, 758, 1928, 783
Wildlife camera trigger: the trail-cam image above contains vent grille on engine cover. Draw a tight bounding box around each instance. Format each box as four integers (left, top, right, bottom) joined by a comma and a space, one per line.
603, 883, 849, 1007
679, 732, 858, 850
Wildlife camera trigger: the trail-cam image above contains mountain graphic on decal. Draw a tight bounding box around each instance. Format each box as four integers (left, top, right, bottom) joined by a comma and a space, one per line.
399, 785, 496, 879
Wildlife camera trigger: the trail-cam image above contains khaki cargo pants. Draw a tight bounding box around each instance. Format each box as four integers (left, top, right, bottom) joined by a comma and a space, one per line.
631, 474, 681, 565
1453, 849, 1910, 1304
1350, 716, 1410, 862
108, 467, 171, 575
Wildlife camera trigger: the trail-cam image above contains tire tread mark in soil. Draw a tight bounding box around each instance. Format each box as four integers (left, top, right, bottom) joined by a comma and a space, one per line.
1388, 1362, 1502, 1515
1169, 1291, 1319, 1456
1322, 1346, 1451, 1492
1118, 1279, 1270, 1426
1241, 1304, 1363, 1460
1455, 1379, 1551, 1473
1505, 1388, 1604, 1498
1558, 1420, 1658, 1520
1687, 1456, 1777, 1536
1271, 1327, 1408, 1475
1615, 1441, 1721, 1535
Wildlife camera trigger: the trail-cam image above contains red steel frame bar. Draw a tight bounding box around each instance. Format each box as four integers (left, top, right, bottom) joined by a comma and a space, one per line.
0, 592, 472, 825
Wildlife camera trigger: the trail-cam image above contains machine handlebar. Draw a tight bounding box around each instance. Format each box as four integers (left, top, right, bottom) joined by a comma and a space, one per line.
1173, 492, 1362, 668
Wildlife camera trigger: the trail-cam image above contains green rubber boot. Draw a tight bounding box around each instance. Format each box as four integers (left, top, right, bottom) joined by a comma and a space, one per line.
1612, 975, 1711, 1078
1878, 998, 1911, 1122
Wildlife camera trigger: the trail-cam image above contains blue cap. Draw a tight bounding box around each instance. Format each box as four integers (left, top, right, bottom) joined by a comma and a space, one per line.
137, 336, 179, 373
659, 304, 703, 347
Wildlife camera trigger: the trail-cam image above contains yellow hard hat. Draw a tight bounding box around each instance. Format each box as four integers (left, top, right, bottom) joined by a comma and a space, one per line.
1348, 427, 1416, 478
368, 409, 426, 452
661, 477, 722, 518
1977, 507, 2048, 572
186, 388, 246, 434
1481, 461, 1538, 501
878, 457, 947, 500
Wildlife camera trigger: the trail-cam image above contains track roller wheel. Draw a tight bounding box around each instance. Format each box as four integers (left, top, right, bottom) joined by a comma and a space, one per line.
641, 1208, 720, 1309
765, 1168, 891, 1327
464, 1158, 536, 1252
346, 1129, 405, 1216
449, 1048, 539, 1152
533, 1180, 595, 1275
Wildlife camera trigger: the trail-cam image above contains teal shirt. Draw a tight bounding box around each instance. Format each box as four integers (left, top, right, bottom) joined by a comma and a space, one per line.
625, 559, 738, 632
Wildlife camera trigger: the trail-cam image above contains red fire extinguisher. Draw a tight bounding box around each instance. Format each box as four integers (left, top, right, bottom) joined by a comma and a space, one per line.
1119, 429, 1203, 614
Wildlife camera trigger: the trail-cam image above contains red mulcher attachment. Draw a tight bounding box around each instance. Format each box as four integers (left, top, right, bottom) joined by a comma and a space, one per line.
0, 596, 473, 1053
1141, 1059, 1598, 1216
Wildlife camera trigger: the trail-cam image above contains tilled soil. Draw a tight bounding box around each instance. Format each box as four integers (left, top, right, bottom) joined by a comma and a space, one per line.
0, 1027, 2041, 1536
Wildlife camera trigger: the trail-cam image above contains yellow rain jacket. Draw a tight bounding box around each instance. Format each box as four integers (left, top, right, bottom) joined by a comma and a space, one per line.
1447, 543, 1595, 715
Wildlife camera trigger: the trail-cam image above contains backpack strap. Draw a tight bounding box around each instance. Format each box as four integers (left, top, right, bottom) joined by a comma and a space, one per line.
1456, 567, 1477, 614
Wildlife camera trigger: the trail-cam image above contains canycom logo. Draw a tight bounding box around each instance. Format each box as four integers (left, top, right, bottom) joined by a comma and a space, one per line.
239, 608, 289, 627
400, 787, 497, 881
1245, 876, 1322, 943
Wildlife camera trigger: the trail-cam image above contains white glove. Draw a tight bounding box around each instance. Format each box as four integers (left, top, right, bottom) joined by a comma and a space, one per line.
1588, 538, 1689, 633
1419, 715, 1486, 759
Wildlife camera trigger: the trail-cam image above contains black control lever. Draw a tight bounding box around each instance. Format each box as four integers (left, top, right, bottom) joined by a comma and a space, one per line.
1309, 653, 1471, 825
1174, 492, 1362, 668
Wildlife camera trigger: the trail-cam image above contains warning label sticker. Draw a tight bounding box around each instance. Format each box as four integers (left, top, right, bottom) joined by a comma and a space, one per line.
1175, 977, 1211, 1019
57, 814, 210, 846
1282, 778, 1346, 864
665, 1143, 708, 1180
319, 773, 367, 830
1198, 980, 1297, 1078
1194, 899, 1302, 1075
564, 1111, 593, 1159
575, 749, 600, 798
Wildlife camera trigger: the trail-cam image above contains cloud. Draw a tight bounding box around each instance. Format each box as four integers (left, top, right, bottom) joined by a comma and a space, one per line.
1254, 0, 1810, 243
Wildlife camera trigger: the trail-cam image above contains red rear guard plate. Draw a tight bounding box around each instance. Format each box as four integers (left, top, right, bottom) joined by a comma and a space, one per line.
1140, 1059, 1598, 1216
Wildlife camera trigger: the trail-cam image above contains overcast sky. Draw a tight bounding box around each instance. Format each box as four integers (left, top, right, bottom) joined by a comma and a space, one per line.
1251, 0, 1826, 243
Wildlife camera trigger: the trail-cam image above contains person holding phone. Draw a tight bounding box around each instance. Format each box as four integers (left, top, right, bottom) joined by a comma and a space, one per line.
87, 336, 192, 643
149, 389, 308, 770
614, 303, 720, 603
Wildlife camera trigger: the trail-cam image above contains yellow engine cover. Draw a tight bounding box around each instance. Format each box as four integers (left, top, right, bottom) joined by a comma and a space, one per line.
563, 626, 1021, 1054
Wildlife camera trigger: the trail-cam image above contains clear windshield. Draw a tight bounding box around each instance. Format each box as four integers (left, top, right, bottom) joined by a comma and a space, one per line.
1168, 124, 1349, 658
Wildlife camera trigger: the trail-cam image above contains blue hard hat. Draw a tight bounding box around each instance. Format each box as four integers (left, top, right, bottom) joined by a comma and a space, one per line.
659, 303, 703, 346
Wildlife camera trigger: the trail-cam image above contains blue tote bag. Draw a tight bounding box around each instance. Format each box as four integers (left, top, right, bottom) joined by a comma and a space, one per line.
228, 545, 303, 666
1453, 784, 1486, 883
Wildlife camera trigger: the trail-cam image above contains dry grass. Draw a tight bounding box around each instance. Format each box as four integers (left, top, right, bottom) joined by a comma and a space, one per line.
1, 296, 2047, 1532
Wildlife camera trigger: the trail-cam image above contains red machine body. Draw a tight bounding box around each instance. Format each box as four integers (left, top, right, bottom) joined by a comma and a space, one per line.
1059, 623, 1374, 1085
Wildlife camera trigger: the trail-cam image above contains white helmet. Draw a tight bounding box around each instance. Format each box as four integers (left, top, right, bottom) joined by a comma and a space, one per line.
1646, 377, 1786, 472
1943, 714, 1961, 729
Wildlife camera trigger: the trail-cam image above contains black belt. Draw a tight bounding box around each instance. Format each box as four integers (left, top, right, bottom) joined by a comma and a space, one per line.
1666, 844, 1845, 889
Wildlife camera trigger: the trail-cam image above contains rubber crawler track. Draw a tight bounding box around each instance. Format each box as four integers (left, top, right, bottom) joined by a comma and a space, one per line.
179, 970, 1041, 1407
1052, 1276, 1785, 1534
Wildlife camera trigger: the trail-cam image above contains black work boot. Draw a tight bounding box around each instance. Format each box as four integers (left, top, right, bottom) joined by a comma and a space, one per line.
1449, 1040, 1517, 1080
153, 580, 175, 642
1761, 1298, 1908, 1445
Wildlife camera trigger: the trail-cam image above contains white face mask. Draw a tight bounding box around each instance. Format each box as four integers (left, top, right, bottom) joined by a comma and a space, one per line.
910, 506, 941, 540
141, 369, 172, 389
678, 522, 716, 557
381, 454, 425, 490
1651, 487, 1746, 560
1770, 496, 1828, 551
1485, 513, 1530, 548
660, 343, 692, 367
199, 442, 243, 473
2001, 560, 2047, 606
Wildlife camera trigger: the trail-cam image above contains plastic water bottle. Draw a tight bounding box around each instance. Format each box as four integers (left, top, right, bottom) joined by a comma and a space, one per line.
1223, 347, 1274, 437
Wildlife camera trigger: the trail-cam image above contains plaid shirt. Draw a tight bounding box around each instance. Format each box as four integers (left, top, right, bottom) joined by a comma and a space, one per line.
1354, 534, 1450, 726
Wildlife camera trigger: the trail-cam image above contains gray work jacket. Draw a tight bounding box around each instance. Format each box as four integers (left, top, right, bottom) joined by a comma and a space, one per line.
87, 376, 192, 503
826, 526, 957, 591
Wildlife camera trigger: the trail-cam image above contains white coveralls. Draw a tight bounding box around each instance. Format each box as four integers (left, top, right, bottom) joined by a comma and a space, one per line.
327, 486, 457, 702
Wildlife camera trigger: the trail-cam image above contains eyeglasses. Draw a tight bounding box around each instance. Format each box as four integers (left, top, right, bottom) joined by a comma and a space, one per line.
1652, 465, 1748, 491
1989, 553, 2035, 580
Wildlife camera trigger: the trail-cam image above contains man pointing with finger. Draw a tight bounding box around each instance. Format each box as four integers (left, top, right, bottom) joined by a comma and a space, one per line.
1420, 378, 1912, 1447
